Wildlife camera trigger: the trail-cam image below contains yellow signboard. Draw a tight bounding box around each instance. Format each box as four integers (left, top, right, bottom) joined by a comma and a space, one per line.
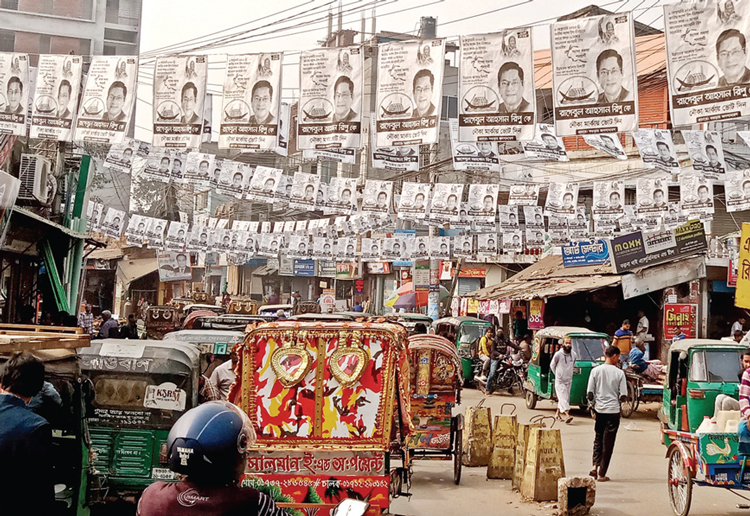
736, 223, 750, 309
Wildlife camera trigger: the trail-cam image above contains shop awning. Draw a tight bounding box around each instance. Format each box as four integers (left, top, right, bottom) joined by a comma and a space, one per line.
88, 247, 125, 260
117, 258, 158, 285
252, 264, 278, 276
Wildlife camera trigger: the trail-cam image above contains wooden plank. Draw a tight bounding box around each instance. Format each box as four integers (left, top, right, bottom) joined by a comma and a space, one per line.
0, 324, 84, 334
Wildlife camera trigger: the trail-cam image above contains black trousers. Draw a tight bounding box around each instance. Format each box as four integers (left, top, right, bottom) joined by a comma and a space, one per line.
592, 411, 620, 477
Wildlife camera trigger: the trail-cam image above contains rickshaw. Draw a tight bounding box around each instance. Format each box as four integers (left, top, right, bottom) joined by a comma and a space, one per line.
191, 290, 211, 304
406, 334, 463, 485
228, 297, 258, 315
80, 339, 200, 502
162, 328, 245, 375
145, 305, 180, 339
231, 321, 414, 516
371, 313, 433, 335
288, 313, 355, 322
258, 303, 293, 318
295, 300, 321, 315
661, 340, 748, 516
432, 316, 493, 386
524, 327, 609, 412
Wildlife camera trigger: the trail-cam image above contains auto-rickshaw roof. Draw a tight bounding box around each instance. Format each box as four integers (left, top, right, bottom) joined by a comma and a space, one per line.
246, 320, 407, 343
163, 329, 244, 343
258, 304, 293, 312
183, 304, 222, 311
669, 338, 746, 353
288, 313, 355, 321
0, 348, 80, 376
432, 316, 492, 326
394, 313, 433, 321
534, 326, 609, 339
80, 339, 200, 373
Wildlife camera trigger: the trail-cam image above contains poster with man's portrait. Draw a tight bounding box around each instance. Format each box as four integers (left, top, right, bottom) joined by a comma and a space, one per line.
525, 228, 545, 250
522, 123, 569, 161
169, 151, 188, 184
411, 236, 430, 260
551, 12, 638, 136
429, 183, 464, 224
499, 205, 520, 231
477, 233, 498, 257
219, 53, 283, 150
682, 130, 727, 179
370, 117, 420, 171
125, 213, 147, 238
337, 237, 357, 261
76, 56, 138, 144
361, 237, 381, 261
430, 236, 451, 260
449, 118, 501, 172
289, 172, 320, 211
375, 39, 446, 146
152, 56, 208, 149
247, 165, 283, 204
523, 206, 545, 232
381, 237, 406, 261
187, 224, 210, 252
158, 251, 192, 282
325, 176, 358, 215
454, 234, 474, 258
452, 202, 472, 230
680, 173, 715, 214
312, 236, 334, 260
216, 161, 249, 199
258, 233, 281, 258
165, 221, 189, 251
142, 149, 173, 183
184, 152, 214, 187
569, 207, 590, 241
508, 183, 540, 206
87, 201, 105, 233
101, 208, 125, 239
503, 231, 524, 253
104, 138, 140, 175
467, 184, 499, 223
547, 216, 570, 246
724, 169, 750, 212
0, 53, 29, 136
298, 46, 363, 150
664, 0, 750, 126
636, 177, 670, 215
30, 54, 83, 141
145, 217, 166, 244
594, 219, 617, 238
583, 134, 627, 160
545, 182, 579, 218
361, 179, 393, 214
458, 30, 535, 142
664, 202, 688, 230
591, 180, 625, 220
632, 129, 681, 173
287, 234, 310, 259
398, 182, 430, 220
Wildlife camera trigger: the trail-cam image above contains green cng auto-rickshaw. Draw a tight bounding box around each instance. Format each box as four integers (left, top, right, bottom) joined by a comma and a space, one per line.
433, 316, 493, 385
524, 326, 609, 410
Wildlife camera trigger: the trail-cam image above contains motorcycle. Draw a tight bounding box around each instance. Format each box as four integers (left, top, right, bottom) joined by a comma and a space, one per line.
473, 353, 526, 395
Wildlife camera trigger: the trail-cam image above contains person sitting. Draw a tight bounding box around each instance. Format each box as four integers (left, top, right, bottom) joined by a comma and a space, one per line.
518, 334, 533, 363
476, 327, 495, 381
628, 342, 649, 375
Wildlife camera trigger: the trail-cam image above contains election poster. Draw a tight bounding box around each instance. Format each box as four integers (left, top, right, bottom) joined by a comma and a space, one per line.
522, 124, 569, 161
157, 251, 192, 282
632, 129, 681, 173
184, 152, 213, 187
142, 149, 172, 183
591, 180, 625, 220
583, 134, 627, 159
382, 237, 406, 261
375, 39, 445, 146
165, 221, 189, 251
526, 228, 546, 249
430, 236, 451, 260
458, 30, 535, 142
273, 174, 292, 207
338, 237, 357, 261
499, 205, 520, 232
0, 53, 29, 136
289, 172, 320, 211
361, 179, 393, 214
545, 182, 579, 218
398, 182, 430, 220
429, 183, 463, 224
76, 56, 138, 143
636, 177, 670, 215
371, 118, 420, 171
298, 46, 363, 150
219, 52, 282, 150
101, 208, 125, 239
288, 235, 310, 259
316, 184, 328, 211
682, 130, 727, 179
217, 161, 249, 199
30, 54, 83, 141
275, 102, 290, 157
467, 184, 499, 223
187, 225, 209, 252
477, 233, 498, 257
325, 176, 357, 215
152, 56, 207, 149
361, 237, 381, 261
449, 118, 501, 172
211, 228, 231, 253
664, 0, 750, 127
595, 219, 617, 238
454, 234, 474, 258
524, 206, 545, 229
87, 201, 103, 232
169, 151, 187, 184
503, 231, 523, 253
664, 202, 689, 230
312, 236, 334, 260
569, 207, 589, 241
258, 233, 281, 258
412, 236, 430, 260
302, 147, 357, 164
725, 169, 750, 212
125, 213, 148, 239
247, 165, 283, 204
680, 173, 715, 215
104, 138, 139, 174
508, 183, 540, 206
551, 12, 638, 135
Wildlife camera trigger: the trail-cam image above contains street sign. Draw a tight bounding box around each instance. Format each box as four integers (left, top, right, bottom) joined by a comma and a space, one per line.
611, 220, 707, 273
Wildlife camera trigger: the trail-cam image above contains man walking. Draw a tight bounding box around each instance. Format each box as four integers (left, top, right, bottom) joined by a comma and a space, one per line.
550, 336, 577, 424
587, 346, 627, 482
635, 309, 650, 359
78, 303, 94, 336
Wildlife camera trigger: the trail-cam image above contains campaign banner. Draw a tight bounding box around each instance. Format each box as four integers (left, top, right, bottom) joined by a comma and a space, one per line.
632, 129, 681, 173
680, 173, 715, 215
508, 183, 539, 206
477, 233, 498, 257
258, 233, 281, 258
152, 56, 207, 149
361, 179, 393, 215
664, 0, 750, 126
361, 237, 381, 261
595, 219, 617, 238
411, 236, 430, 260
528, 299, 545, 330
525, 228, 546, 250
550, 12, 638, 136
449, 118, 501, 171
454, 234, 474, 258
522, 123, 569, 161
100, 208, 125, 239
298, 46, 362, 150
458, 30, 535, 142
663, 303, 698, 340
430, 236, 451, 260
375, 39, 445, 146
287, 235, 310, 259
165, 221, 189, 251
247, 166, 283, 204
0, 53, 29, 136
591, 180, 624, 220
524, 206, 545, 229
76, 56, 138, 144
502, 231, 523, 253
561, 239, 610, 267
467, 184, 498, 223
302, 147, 357, 164
219, 53, 282, 150
725, 169, 750, 212
216, 161, 250, 199
548, 216, 570, 246
568, 207, 590, 241
736, 223, 750, 309
184, 152, 214, 187
142, 149, 173, 183
429, 183, 463, 224
683, 130, 727, 179
30, 54, 82, 141
545, 182, 579, 219
636, 176, 669, 215
498, 205, 520, 232
169, 151, 187, 184
337, 237, 357, 261
104, 138, 140, 174
583, 134, 626, 159
289, 172, 320, 211
158, 251, 192, 282
325, 176, 357, 215
398, 182, 430, 220
382, 237, 407, 261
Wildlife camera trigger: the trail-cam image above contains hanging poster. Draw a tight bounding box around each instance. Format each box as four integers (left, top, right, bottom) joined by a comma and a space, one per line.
397, 182, 429, 221
165, 221, 189, 251
219, 53, 282, 150
458, 29, 535, 142
125, 213, 148, 238
104, 138, 139, 174
736, 223, 750, 309
338, 237, 357, 261
157, 251, 192, 282
145, 218, 166, 245
312, 236, 334, 260
215, 161, 244, 198
453, 202, 472, 230
636, 177, 669, 215
258, 233, 281, 258
246, 166, 283, 204
548, 216, 570, 246
591, 180, 625, 220
152, 56, 207, 149
664, 0, 750, 126
169, 151, 187, 183
275, 102, 290, 157
361, 238, 381, 261
101, 208, 125, 239
142, 149, 172, 183
663, 304, 698, 340
498, 205, 520, 231
361, 179, 393, 214
289, 172, 320, 211
298, 46, 363, 150
30, 54, 82, 141
187, 225, 209, 252
430, 236, 451, 260
528, 299, 545, 330
583, 134, 627, 159
371, 118, 420, 171
375, 39, 445, 146
569, 207, 589, 241
316, 184, 328, 211
725, 169, 750, 211
550, 12, 638, 136
595, 219, 617, 238
0, 53, 29, 136
524, 206, 545, 229
325, 176, 357, 215
632, 129, 681, 173
682, 130, 727, 179
411, 236, 430, 260
87, 201, 104, 232
508, 183, 540, 206
429, 183, 463, 224
454, 234, 474, 258
545, 182, 579, 218
382, 237, 406, 261
525, 228, 545, 249
302, 147, 357, 164
522, 123, 569, 161
503, 231, 523, 252
680, 174, 715, 215
449, 118, 501, 172
467, 184, 499, 223
287, 235, 310, 259
184, 152, 214, 187
664, 202, 688, 230
477, 233, 498, 257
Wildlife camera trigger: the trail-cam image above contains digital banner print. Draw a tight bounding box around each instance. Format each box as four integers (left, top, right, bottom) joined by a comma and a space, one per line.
184, 152, 214, 187
165, 221, 189, 251
636, 176, 670, 215
725, 169, 750, 212
429, 183, 463, 225
458, 29, 535, 142
467, 184, 499, 223
398, 182, 430, 220
508, 183, 540, 206
550, 12, 638, 136
545, 182, 579, 219
158, 251, 192, 282
591, 180, 625, 220
30, 54, 83, 141
298, 46, 363, 150
361, 237, 381, 261
632, 128, 681, 173
664, 0, 750, 126
454, 234, 474, 258
100, 208, 125, 239
301, 147, 357, 164
219, 52, 282, 150
412, 236, 430, 260
682, 130, 727, 179
375, 39, 445, 146
522, 123, 569, 161
325, 176, 357, 215
76, 56, 138, 144
430, 236, 451, 259
499, 205, 520, 232
503, 230, 523, 252
0, 53, 29, 136
583, 134, 626, 159
289, 172, 320, 211
370, 117, 420, 171
361, 179, 393, 214
449, 118, 501, 172
524, 206, 545, 229
477, 233, 498, 257
680, 173, 715, 215
526, 228, 545, 249
104, 138, 139, 174
152, 55, 207, 149
247, 165, 283, 204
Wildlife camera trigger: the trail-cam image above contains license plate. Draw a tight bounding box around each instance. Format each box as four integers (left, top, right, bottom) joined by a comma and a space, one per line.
152, 468, 175, 480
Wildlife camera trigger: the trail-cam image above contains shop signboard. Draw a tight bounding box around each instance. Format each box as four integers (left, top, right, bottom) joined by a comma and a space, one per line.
293, 259, 315, 277
611, 220, 707, 274
498, 299, 511, 314
317, 260, 336, 278
336, 262, 358, 279
621, 256, 706, 300
663, 303, 697, 340
736, 223, 750, 309
366, 262, 391, 274
413, 263, 430, 293
278, 256, 294, 277
561, 239, 610, 268
528, 299, 545, 330
728, 236, 739, 288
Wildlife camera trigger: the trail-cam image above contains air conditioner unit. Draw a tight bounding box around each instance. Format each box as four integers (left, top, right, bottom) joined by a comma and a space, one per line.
18, 154, 51, 202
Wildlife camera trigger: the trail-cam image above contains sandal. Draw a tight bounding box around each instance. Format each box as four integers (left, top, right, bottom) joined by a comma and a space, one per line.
565, 416, 574, 424
589, 468, 598, 478
597, 476, 610, 482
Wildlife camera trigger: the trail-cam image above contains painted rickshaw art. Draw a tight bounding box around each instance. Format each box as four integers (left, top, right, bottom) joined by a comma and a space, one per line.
231, 321, 414, 516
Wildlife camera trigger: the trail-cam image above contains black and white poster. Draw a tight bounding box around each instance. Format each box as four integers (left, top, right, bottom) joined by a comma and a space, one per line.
76, 56, 138, 144
498, 205, 520, 231
187, 225, 210, 252
453, 202, 472, 230
298, 46, 363, 150
583, 134, 627, 160
525, 228, 545, 249
458, 30, 535, 142
217, 161, 249, 199
169, 151, 187, 184
219, 53, 282, 150
375, 39, 445, 146
551, 12, 638, 136
411, 236, 430, 260
508, 183, 540, 206
429, 183, 463, 224
165, 221, 189, 251
0, 53, 29, 136
361, 179, 393, 214
157, 251, 192, 282
591, 180, 625, 220
184, 152, 214, 187
258, 233, 281, 258
241, 231, 257, 255
398, 182, 430, 220
125, 213, 148, 238
325, 176, 357, 215
664, 202, 688, 230
467, 184, 499, 223
104, 138, 139, 174
247, 166, 283, 204
503, 231, 523, 252
142, 149, 173, 183
302, 147, 357, 164
595, 219, 617, 238
449, 118, 501, 172
275, 102, 290, 157
682, 130, 727, 179
545, 182, 579, 218
430, 236, 451, 259
316, 184, 328, 211
153, 56, 207, 149
454, 234, 474, 258
312, 236, 334, 260
273, 174, 292, 207
524, 206, 545, 229
289, 172, 320, 211
382, 237, 406, 261
210, 228, 231, 253
548, 216, 570, 246
680, 173, 715, 215
664, 0, 750, 126
30, 54, 82, 141
87, 201, 104, 232
522, 124, 569, 161
287, 235, 310, 259
636, 177, 669, 215
477, 233, 498, 257
338, 237, 357, 261
101, 208, 125, 239
371, 118, 420, 171
361, 237, 381, 261
145, 217, 166, 244
724, 169, 750, 212
632, 129, 681, 173
569, 207, 589, 241
208, 159, 224, 191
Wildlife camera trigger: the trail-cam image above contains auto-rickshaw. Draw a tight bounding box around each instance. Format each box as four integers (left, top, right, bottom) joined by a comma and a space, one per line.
432, 316, 493, 385
232, 321, 414, 515
294, 300, 321, 315
258, 303, 293, 317
524, 326, 609, 411
228, 297, 258, 315
162, 328, 245, 375
660, 340, 747, 516
80, 339, 200, 502
145, 305, 180, 339
373, 313, 433, 335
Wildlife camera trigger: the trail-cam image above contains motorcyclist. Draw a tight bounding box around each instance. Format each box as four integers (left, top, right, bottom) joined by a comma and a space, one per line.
136, 401, 286, 516
483, 328, 510, 393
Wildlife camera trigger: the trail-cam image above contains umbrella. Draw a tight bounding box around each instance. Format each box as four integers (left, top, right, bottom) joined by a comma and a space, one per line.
390, 286, 450, 310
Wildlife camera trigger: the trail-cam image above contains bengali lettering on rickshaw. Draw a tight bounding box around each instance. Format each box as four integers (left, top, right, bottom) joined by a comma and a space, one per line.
246, 451, 386, 475
80, 355, 153, 372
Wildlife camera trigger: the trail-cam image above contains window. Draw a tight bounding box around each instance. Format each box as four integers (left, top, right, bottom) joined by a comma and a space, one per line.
39, 34, 51, 54
0, 30, 14, 52
0, 0, 18, 9
441, 96, 457, 120
104, 28, 138, 44
689, 350, 743, 382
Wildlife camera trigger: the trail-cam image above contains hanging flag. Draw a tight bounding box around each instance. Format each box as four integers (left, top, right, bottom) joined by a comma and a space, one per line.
30, 54, 83, 141
682, 130, 727, 180
632, 129, 681, 173
152, 56, 207, 149
0, 53, 29, 137
522, 123, 569, 161
449, 118, 501, 172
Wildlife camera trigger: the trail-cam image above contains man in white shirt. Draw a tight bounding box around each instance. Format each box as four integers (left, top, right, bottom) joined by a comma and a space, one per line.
732, 316, 746, 338
635, 310, 650, 359
587, 346, 627, 482
550, 336, 577, 424
209, 350, 238, 400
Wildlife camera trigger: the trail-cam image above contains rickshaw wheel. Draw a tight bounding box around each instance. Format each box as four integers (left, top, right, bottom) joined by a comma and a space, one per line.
667, 446, 693, 516
621, 380, 638, 418
453, 417, 463, 485
525, 389, 537, 410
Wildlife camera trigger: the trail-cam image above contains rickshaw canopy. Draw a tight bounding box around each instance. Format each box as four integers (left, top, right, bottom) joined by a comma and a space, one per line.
80, 339, 199, 375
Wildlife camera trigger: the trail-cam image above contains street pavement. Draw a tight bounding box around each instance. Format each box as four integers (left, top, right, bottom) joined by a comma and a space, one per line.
391, 388, 750, 516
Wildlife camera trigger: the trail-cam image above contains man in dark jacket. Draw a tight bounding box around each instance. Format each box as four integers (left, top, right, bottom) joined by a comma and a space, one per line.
0, 351, 53, 516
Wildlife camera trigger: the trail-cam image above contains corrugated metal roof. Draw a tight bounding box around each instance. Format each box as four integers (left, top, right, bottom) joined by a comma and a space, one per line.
88, 248, 124, 260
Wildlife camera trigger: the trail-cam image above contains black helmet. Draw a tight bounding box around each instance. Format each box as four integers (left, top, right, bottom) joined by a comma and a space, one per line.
167, 401, 255, 483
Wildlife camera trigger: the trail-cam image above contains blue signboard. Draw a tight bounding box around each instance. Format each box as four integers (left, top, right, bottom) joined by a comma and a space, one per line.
561, 239, 611, 267
293, 259, 316, 276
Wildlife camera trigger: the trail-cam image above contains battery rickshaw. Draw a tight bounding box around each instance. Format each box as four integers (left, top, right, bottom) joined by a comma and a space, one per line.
432, 316, 493, 386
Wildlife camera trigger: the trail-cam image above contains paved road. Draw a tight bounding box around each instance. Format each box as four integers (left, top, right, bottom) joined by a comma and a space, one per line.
390, 388, 750, 516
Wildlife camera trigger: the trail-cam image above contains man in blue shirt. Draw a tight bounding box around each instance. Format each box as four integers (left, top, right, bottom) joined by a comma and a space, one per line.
628, 342, 648, 374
